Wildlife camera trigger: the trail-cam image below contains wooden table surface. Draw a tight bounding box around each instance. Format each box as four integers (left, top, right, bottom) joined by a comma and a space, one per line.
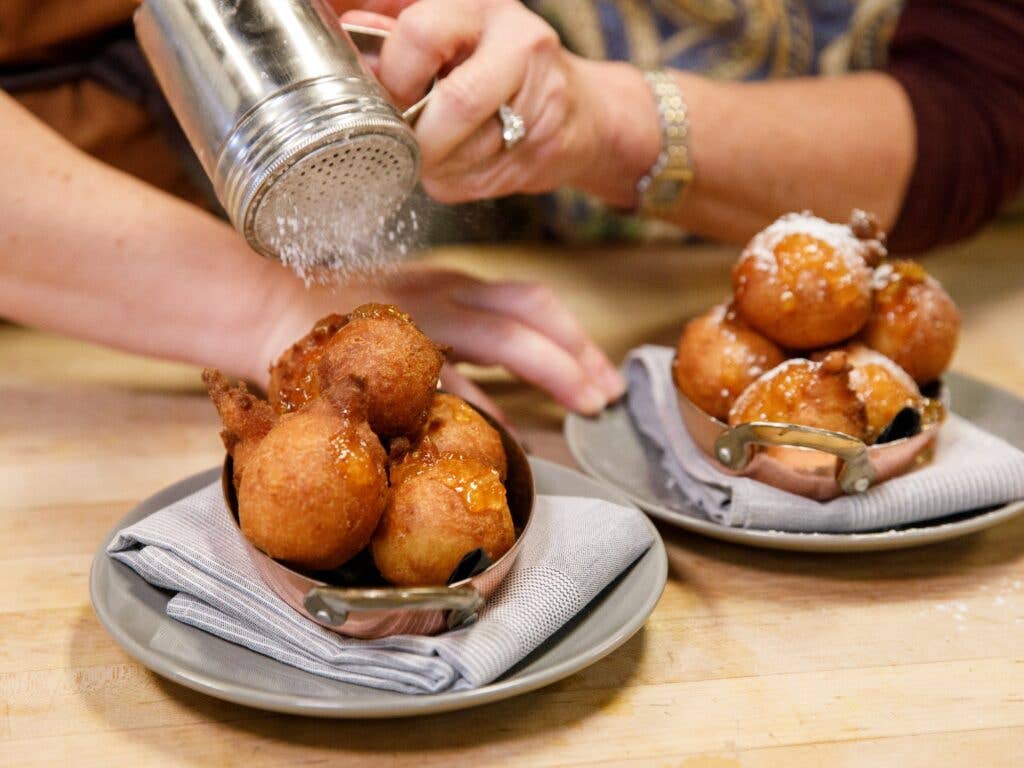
3, 222, 1024, 767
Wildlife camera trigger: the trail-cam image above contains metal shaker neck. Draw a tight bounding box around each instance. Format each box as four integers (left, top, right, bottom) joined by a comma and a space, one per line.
134, 0, 399, 178
134, 0, 421, 265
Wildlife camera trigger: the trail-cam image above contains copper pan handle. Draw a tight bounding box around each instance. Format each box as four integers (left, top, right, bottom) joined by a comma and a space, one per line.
304, 583, 484, 630
714, 422, 876, 495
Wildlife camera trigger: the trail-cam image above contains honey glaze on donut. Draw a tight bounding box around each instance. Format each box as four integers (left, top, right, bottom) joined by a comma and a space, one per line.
862, 260, 960, 385
732, 212, 877, 350
673, 304, 786, 422
728, 352, 870, 441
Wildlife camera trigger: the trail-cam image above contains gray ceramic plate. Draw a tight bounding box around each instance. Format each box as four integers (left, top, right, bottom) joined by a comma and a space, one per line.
90, 458, 667, 717
566, 372, 1024, 553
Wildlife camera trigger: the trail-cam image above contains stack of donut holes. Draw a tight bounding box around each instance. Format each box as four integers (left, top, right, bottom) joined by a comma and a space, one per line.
206, 304, 515, 587
674, 210, 960, 444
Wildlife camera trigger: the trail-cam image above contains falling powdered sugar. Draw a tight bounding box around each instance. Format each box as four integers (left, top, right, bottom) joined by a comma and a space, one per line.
262, 192, 425, 285
249, 131, 433, 284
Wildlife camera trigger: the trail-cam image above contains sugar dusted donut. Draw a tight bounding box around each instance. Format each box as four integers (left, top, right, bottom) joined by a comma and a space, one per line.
732, 212, 877, 349
862, 260, 960, 385
673, 304, 786, 421
728, 351, 869, 440
834, 344, 923, 442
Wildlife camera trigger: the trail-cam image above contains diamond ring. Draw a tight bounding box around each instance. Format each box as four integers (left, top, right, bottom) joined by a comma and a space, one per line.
498, 104, 526, 150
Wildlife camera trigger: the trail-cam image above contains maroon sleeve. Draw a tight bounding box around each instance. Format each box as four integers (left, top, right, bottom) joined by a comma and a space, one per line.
885, 0, 1024, 253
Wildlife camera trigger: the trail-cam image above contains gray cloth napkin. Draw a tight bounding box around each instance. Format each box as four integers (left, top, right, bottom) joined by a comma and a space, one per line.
107, 484, 653, 694
627, 344, 1024, 533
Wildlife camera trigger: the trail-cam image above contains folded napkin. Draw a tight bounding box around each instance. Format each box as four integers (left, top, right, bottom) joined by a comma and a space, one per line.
627, 344, 1024, 533
107, 483, 653, 694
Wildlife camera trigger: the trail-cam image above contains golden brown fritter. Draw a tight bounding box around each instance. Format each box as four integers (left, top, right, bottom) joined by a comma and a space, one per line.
840, 344, 923, 442
390, 393, 507, 484
267, 313, 348, 414
316, 304, 444, 438
673, 304, 786, 422
238, 379, 388, 571
372, 453, 514, 587
268, 304, 444, 439
862, 260, 960, 385
728, 351, 869, 440
732, 212, 874, 349
202, 368, 277, 488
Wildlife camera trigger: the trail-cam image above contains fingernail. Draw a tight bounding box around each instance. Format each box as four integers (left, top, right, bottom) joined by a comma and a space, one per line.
600, 366, 627, 400
577, 386, 608, 415
582, 347, 625, 398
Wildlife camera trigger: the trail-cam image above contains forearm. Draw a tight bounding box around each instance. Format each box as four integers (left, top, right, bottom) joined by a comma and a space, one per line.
574, 62, 916, 244
0, 92, 301, 383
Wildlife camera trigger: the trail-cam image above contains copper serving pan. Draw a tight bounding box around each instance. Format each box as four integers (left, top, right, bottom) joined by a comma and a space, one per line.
221, 406, 534, 639
676, 377, 947, 501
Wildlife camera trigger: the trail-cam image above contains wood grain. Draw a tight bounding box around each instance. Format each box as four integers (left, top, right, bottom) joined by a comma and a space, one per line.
2, 221, 1024, 766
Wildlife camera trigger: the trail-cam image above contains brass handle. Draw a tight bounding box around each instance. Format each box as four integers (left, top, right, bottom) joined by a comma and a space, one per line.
341, 23, 433, 124
714, 422, 876, 495
304, 583, 484, 629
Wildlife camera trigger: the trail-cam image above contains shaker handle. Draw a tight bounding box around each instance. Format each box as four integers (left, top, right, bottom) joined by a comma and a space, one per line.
304, 583, 484, 630
341, 22, 433, 124
714, 421, 876, 495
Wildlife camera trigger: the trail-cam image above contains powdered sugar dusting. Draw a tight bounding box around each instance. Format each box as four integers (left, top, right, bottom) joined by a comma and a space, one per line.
729, 358, 812, 419
846, 343, 919, 393
262, 195, 425, 285
751, 357, 813, 386
739, 211, 874, 277
251, 132, 428, 284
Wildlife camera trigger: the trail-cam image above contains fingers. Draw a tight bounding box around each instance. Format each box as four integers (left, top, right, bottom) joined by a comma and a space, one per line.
412, 25, 527, 168
378, 0, 483, 107
442, 305, 608, 414
329, 1, 416, 17
339, 10, 395, 29
439, 363, 508, 425
430, 118, 504, 178
363, 0, 417, 14
452, 282, 625, 399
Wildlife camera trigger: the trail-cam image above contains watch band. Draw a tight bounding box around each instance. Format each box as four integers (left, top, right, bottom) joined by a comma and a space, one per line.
636, 69, 695, 216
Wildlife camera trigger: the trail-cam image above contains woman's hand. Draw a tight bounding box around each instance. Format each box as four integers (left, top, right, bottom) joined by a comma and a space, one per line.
340, 0, 660, 208
258, 265, 626, 419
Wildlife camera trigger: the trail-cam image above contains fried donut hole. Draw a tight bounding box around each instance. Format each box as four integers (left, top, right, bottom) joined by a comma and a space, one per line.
268, 313, 347, 415
268, 304, 445, 438
203, 369, 277, 490
372, 455, 515, 587
862, 260, 960, 385
732, 212, 875, 349
391, 393, 507, 485
673, 304, 787, 422
237, 379, 388, 571
728, 351, 869, 441
817, 345, 924, 443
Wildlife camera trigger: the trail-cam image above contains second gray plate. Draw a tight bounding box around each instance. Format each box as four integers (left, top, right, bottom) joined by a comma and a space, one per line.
90, 458, 667, 717
565, 371, 1024, 552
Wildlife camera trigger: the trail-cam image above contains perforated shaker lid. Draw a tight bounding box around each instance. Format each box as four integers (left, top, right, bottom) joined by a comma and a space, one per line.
246, 130, 419, 269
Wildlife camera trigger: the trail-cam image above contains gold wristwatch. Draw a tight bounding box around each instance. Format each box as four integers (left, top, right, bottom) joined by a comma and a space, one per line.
636, 69, 695, 217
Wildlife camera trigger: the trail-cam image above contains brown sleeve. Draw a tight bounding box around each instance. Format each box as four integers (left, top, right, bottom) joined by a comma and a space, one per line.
0, 1, 136, 62
885, 0, 1024, 253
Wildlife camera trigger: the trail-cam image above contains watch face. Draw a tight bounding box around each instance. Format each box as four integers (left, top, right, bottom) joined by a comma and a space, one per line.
653, 179, 681, 204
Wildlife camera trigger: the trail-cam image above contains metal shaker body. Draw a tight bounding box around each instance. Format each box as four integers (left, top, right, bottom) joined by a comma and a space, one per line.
135, 0, 420, 262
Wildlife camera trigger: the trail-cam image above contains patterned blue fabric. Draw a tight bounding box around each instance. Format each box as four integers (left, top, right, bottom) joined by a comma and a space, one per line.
508, 0, 903, 242
530, 0, 902, 78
